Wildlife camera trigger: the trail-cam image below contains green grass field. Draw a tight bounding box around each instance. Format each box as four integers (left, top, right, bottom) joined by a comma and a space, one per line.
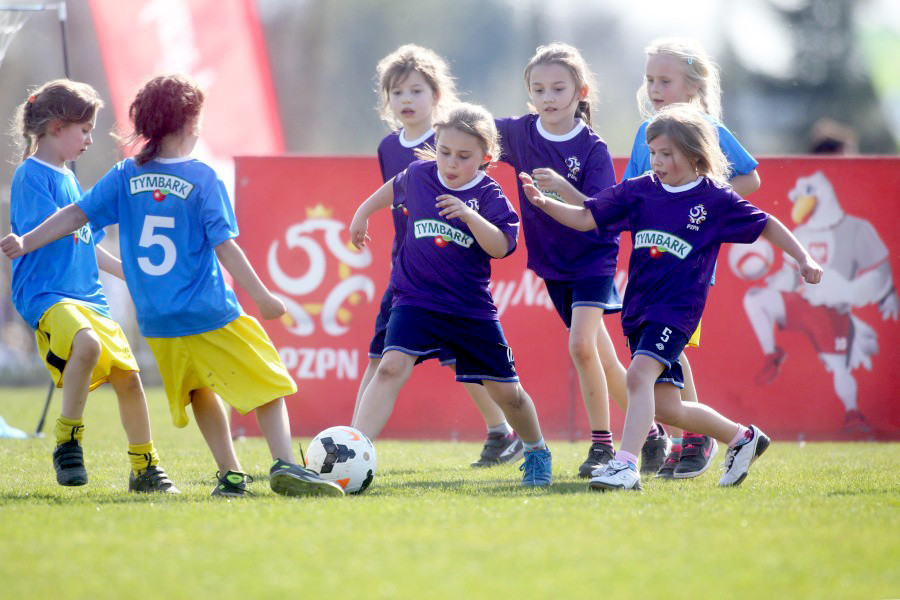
0, 386, 897, 599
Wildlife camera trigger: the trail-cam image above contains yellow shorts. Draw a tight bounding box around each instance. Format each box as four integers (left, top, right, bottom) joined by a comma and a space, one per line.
147, 315, 297, 428
687, 320, 702, 348
36, 301, 139, 391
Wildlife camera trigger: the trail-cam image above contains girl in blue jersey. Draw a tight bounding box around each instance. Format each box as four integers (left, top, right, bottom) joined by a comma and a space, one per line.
523, 104, 823, 491
495, 43, 666, 478
2, 80, 177, 493
3, 75, 342, 498
623, 38, 762, 479
349, 103, 553, 486
360, 45, 524, 468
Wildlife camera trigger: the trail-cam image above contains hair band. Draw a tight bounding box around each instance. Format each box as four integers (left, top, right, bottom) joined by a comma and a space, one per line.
687, 57, 693, 65
27, 95, 36, 103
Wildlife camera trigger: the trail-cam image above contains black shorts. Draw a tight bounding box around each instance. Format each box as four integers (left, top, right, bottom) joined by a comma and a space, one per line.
627, 321, 688, 388
545, 275, 622, 329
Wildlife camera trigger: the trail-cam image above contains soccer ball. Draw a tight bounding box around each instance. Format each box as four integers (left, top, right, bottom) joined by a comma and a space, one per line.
305, 426, 376, 494
727, 238, 775, 281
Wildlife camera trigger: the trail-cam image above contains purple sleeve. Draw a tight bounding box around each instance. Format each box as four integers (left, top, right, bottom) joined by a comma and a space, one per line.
480, 184, 520, 257
580, 142, 617, 197
584, 183, 630, 235
392, 164, 410, 203
495, 117, 514, 167
717, 190, 769, 244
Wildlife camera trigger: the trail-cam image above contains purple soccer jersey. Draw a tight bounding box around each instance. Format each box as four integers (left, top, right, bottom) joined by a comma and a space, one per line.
378, 128, 435, 263
389, 160, 520, 320
584, 174, 769, 338
496, 114, 618, 280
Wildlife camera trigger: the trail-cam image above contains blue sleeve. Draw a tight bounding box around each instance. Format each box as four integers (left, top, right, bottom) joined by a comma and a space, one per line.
495, 117, 514, 167
621, 123, 649, 182
11, 172, 58, 233
78, 166, 122, 229
200, 177, 238, 247
716, 124, 758, 177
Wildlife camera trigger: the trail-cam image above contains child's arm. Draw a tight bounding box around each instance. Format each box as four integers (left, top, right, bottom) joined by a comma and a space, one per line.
760, 215, 823, 284
530, 168, 588, 206
0, 204, 88, 259
95, 246, 124, 280
435, 195, 510, 258
730, 170, 761, 197
349, 180, 394, 249
214, 239, 286, 319
518, 173, 597, 232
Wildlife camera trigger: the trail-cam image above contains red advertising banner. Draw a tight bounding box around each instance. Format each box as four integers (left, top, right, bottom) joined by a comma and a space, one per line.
233, 156, 899, 441
88, 0, 283, 173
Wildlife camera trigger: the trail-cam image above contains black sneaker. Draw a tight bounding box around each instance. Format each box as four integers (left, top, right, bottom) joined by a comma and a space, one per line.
655, 443, 682, 479
674, 433, 718, 479
471, 431, 524, 467
129, 465, 180, 494
640, 426, 670, 475
578, 442, 615, 478
211, 470, 253, 497
53, 439, 88, 486
269, 459, 345, 497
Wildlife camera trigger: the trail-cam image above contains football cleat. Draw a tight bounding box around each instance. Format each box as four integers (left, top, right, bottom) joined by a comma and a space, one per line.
53, 439, 88, 486
519, 446, 552, 487
674, 434, 717, 479
578, 442, 615, 478
270, 459, 345, 497
129, 465, 180, 494
590, 459, 642, 492
471, 431, 524, 467
719, 425, 770, 487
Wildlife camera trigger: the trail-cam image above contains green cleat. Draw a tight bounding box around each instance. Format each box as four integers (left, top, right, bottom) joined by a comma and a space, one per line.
269, 459, 345, 497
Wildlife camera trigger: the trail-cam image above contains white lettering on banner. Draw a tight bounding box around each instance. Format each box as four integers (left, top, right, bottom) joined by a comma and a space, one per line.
279, 347, 359, 380
128, 173, 194, 199
490, 270, 554, 317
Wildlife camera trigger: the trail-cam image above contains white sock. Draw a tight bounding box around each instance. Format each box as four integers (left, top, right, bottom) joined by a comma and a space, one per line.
488, 422, 512, 436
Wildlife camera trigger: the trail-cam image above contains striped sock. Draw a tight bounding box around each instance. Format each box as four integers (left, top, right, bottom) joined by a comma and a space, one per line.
128, 442, 159, 475
646, 424, 660, 439
591, 430, 613, 446
729, 425, 752, 448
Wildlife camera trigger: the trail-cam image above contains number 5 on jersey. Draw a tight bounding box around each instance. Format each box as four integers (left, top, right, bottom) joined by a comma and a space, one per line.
138, 215, 176, 275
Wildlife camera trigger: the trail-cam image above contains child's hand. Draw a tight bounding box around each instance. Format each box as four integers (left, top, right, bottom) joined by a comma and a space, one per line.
518, 172, 548, 207
0, 233, 25, 259
798, 255, 823, 284
349, 214, 371, 249
531, 168, 569, 194
436, 195, 475, 223
257, 292, 287, 320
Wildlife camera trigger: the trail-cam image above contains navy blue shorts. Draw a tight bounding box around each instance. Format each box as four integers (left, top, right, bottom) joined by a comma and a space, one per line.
545, 275, 622, 329
626, 321, 688, 388
369, 288, 457, 365
384, 305, 518, 384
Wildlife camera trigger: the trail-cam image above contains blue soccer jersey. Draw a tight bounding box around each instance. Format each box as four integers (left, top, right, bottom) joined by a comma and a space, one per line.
496, 114, 618, 281
9, 157, 110, 328
378, 128, 435, 264
621, 118, 759, 182
585, 174, 768, 338
78, 157, 241, 337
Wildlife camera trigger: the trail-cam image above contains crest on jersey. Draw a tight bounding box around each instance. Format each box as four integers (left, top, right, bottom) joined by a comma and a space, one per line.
565, 156, 581, 181
687, 204, 707, 231
465, 198, 480, 212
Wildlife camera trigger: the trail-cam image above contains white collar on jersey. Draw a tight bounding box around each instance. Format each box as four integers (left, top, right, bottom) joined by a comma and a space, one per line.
153, 156, 193, 164
27, 156, 71, 175
661, 176, 704, 193
437, 169, 486, 191
399, 127, 435, 148
535, 117, 585, 142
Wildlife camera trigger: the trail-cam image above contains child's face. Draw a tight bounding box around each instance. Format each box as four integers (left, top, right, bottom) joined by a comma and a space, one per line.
528, 63, 586, 131
645, 54, 696, 110
52, 116, 97, 163
388, 70, 437, 131
649, 133, 697, 187
435, 127, 489, 189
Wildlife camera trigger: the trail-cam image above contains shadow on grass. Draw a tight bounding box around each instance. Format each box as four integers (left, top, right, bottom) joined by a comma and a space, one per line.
370, 479, 591, 496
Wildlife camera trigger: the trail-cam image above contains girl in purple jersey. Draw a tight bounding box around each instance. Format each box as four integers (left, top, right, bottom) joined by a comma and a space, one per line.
522, 104, 823, 491
349, 103, 552, 487
626, 38, 763, 479
356, 45, 525, 468
495, 43, 666, 478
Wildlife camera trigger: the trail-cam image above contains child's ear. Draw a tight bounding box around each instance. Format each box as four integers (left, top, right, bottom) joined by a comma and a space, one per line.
579, 84, 589, 100
47, 119, 65, 135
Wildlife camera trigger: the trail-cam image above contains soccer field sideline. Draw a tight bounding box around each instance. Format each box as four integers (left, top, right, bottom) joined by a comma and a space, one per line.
0, 386, 897, 599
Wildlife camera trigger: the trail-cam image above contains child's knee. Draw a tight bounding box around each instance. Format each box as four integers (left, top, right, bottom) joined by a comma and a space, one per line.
568, 334, 596, 365
112, 369, 143, 395
489, 383, 526, 411
70, 330, 102, 364
376, 354, 411, 379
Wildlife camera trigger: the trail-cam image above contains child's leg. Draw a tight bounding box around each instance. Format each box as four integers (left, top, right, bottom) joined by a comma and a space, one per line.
596, 322, 628, 411
465, 381, 507, 428
617, 355, 666, 458
255, 397, 294, 463
190, 388, 242, 474
653, 389, 740, 444
59, 329, 101, 421
352, 351, 416, 439
569, 306, 610, 430
481, 381, 542, 444
352, 357, 380, 424
108, 368, 151, 446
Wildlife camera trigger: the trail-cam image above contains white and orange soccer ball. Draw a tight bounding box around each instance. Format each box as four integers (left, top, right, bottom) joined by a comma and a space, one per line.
305, 426, 376, 494
727, 238, 775, 281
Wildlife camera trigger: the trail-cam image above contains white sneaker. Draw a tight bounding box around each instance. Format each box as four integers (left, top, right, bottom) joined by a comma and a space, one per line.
589, 459, 642, 492
719, 425, 770, 487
